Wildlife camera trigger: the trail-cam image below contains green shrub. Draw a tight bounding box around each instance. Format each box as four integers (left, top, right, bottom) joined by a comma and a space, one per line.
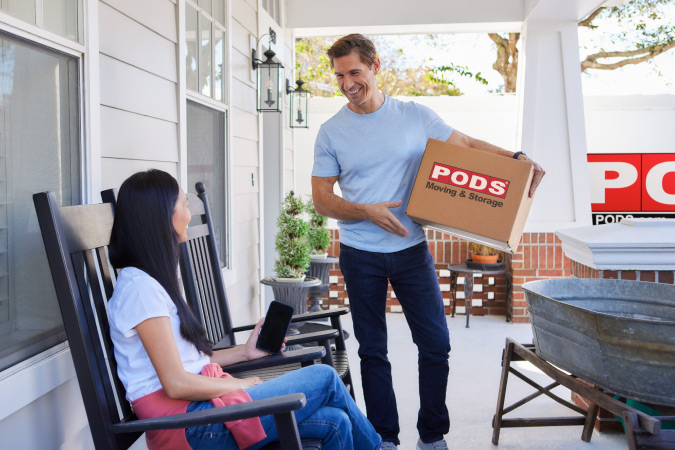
305, 198, 331, 255
274, 191, 311, 278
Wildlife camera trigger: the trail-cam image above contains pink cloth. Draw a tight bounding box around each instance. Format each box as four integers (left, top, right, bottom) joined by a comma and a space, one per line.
131, 363, 266, 450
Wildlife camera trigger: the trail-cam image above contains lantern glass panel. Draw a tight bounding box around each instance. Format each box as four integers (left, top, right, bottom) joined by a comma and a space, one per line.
256, 58, 282, 112
290, 90, 309, 128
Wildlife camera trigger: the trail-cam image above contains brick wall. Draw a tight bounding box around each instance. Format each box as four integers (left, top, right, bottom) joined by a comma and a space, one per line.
508, 232, 572, 322
315, 229, 574, 322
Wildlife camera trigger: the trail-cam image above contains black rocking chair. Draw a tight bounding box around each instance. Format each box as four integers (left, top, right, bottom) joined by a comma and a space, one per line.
33, 191, 321, 450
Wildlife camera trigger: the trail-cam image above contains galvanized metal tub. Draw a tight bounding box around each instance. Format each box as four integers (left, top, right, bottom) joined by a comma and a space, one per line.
522, 278, 675, 407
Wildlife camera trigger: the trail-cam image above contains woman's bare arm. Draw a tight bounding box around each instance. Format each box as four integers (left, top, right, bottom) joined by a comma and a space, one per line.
136, 317, 261, 401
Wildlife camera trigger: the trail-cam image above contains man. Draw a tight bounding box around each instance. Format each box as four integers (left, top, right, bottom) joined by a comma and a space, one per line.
311, 34, 545, 450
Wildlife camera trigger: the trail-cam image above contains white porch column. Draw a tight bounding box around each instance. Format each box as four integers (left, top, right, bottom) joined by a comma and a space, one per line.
516, 19, 592, 231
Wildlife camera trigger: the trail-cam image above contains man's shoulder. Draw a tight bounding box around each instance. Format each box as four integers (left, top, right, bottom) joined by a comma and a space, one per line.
321, 104, 350, 127
386, 97, 423, 115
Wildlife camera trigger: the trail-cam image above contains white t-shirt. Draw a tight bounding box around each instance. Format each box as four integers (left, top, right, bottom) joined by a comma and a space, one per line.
108, 267, 211, 402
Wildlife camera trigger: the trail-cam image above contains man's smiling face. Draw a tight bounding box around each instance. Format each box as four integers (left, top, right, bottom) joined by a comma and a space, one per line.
333, 51, 380, 109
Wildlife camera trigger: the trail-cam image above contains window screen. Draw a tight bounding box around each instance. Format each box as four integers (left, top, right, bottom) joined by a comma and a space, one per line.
0, 33, 81, 371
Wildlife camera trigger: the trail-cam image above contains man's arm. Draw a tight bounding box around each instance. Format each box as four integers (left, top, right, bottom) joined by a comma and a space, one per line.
447, 130, 545, 197
311, 176, 409, 237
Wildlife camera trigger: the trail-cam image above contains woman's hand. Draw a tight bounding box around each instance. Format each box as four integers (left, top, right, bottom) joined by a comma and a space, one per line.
238, 376, 263, 389
242, 318, 287, 361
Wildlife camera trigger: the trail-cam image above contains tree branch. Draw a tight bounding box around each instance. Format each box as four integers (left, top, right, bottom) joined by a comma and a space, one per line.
581, 41, 675, 71
579, 7, 605, 29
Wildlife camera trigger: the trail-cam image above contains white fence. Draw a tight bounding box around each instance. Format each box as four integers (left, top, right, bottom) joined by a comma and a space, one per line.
294, 94, 675, 229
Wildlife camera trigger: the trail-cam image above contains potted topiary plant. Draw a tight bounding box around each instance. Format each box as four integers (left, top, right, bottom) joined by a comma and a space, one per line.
468, 242, 500, 265
274, 191, 311, 280
304, 198, 338, 312
305, 198, 331, 259
261, 191, 320, 326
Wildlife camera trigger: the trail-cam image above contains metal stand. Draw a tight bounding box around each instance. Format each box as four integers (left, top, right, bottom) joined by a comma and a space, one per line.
260, 276, 321, 335
448, 262, 511, 327
492, 338, 675, 448
306, 256, 339, 312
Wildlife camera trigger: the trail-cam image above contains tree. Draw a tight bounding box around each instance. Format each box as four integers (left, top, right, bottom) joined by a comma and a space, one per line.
488, 33, 520, 93
295, 35, 488, 97
490, 0, 675, 92
579, 0, 675, 72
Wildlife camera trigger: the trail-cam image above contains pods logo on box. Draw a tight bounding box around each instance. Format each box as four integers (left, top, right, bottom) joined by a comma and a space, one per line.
429, 162, 510, 198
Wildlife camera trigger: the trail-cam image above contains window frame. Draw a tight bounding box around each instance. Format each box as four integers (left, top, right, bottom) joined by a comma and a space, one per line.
0, 0, 84, 44
185, 0, 228, 103
182, 0, 232, 271
0, 19, 86, 378
185, 95, 232, 269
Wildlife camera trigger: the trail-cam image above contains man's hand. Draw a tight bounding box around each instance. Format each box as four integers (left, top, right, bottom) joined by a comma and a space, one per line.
365, 200, 409, 237
519, 155, 545, 197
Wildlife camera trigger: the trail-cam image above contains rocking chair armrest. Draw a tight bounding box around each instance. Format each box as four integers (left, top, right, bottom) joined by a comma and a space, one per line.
285, 330, 339, 346
290, 308, 349, 323
231, 308, 349, 333
111, 393, 306, 433
224, 346, 326, 374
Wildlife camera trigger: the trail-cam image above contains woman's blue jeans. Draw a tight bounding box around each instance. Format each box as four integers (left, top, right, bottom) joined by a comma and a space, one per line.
339, 241, 451, 445
185, 364, 381, 450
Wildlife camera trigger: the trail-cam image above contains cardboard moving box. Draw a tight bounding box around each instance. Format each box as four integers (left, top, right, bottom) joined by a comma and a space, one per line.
406, 139, 535, 253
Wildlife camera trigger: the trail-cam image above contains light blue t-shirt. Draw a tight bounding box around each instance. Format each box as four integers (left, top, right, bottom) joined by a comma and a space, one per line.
312, 96, 453, 253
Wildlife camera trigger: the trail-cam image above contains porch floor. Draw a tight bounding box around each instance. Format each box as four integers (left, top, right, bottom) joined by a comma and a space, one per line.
342, 312, 627, 450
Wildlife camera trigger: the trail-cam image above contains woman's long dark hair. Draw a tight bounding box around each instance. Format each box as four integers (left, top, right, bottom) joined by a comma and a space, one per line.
109, 169, 213, 356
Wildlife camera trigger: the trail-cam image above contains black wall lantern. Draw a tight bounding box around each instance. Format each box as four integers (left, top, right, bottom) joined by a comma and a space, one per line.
252, 28, 283, 113
286, 78, 310, 129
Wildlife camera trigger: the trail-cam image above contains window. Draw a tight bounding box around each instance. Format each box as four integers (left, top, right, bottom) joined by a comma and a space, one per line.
185, 0, 226, 102
262, 0, 281, 25
186, 100, 228, 266
0, 0, 82, 42
0, 33, 81, 371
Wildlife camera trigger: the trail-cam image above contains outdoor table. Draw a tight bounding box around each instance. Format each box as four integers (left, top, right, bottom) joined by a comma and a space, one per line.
447, 262, 512, 328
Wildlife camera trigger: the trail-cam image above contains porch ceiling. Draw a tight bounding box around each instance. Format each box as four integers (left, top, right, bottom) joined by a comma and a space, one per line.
287, 0, 610, 36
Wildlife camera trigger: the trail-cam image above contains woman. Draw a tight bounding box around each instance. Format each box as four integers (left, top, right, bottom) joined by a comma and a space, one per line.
108, 169, 382, 450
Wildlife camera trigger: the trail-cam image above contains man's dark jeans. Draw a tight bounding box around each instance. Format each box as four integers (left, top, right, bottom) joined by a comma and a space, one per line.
339, 241, 451, 445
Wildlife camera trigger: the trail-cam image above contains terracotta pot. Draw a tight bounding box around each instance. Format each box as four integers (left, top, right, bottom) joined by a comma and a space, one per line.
470, 253, 499, 264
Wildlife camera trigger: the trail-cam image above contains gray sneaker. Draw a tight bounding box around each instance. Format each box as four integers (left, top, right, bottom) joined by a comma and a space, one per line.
380, 442, 398, 449
416, 438, 448, 450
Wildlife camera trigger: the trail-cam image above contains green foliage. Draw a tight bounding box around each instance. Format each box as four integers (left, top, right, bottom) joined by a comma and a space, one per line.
428, 63, 489, 89
305, 198, 331, 254
274, 191, 311, 278
592, 0, 674, 48
295, 35, 468, 97
579, 0, 675, 72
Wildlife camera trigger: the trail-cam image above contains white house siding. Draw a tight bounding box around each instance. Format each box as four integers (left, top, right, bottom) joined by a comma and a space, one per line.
228, 0, 263, 324
98, 0, 180, 190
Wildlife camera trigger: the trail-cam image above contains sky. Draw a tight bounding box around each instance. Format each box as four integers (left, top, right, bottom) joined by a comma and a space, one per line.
373, 32, 675, 96
367, 3, 675, 97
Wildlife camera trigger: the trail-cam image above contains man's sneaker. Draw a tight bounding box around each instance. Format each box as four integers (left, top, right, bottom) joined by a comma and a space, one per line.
416, 438, 448, 450
380, 442, 398, 449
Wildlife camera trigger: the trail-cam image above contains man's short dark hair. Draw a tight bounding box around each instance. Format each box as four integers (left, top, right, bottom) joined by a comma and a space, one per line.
326, 34, 377, 68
